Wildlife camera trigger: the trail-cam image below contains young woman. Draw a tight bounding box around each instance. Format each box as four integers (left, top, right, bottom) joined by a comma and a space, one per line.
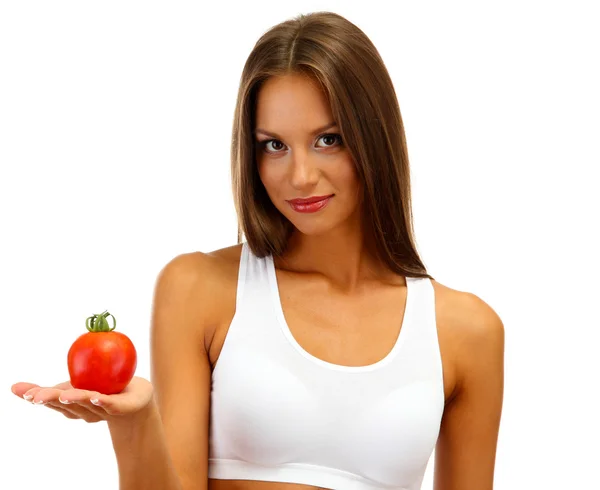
11, 11, 504, 490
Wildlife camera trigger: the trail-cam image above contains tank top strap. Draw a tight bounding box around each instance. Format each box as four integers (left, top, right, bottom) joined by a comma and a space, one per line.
394, 276, 443, 386
229, 242, 274, 332
407, 276, 437, 332
236, 241, 272, 306
234, 241, 249, 310
211, 242, 274, 380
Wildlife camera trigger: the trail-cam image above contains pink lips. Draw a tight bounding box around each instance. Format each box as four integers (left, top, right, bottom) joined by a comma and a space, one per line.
286, 194, 334, 213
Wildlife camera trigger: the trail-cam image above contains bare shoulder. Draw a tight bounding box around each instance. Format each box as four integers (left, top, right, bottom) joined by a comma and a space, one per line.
430, 279, 505, 403
158, 243, 243, 296
190, 242, 244, 301
161, 242, 243, 281
158, 243, 244, 343
431, 279, 503, 326
430, 279, 504, 353
430, 279, 505, 488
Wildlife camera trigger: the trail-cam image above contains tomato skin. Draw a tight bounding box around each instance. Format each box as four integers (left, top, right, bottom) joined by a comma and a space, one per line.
67, 331, 137, 395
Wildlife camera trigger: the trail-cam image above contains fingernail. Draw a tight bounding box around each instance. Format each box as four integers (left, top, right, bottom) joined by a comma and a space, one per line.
33, 399, 45, 405
59, 398, 72, 404
90, 398, 101, 406
23, 394, 33, 401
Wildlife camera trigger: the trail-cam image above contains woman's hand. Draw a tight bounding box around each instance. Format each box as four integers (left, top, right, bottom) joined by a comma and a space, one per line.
11, 376, 154, 423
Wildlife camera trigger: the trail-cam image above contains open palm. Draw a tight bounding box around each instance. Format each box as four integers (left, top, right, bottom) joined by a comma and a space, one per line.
11, 376, 154, 423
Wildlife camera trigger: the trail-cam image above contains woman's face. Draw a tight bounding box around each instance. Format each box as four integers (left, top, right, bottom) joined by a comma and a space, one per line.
255, 73, 362, 237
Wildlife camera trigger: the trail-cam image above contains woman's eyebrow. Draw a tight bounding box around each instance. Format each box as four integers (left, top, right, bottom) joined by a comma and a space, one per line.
254, 121, 338, 139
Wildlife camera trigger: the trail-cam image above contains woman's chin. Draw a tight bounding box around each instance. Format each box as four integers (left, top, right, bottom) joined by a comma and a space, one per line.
287, 218, 341, 237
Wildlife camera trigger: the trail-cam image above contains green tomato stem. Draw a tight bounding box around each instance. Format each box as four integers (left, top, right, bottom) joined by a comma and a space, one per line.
85, 310, 117, 333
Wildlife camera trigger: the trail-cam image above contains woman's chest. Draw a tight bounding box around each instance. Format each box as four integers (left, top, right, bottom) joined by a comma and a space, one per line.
207, 277, 459, 405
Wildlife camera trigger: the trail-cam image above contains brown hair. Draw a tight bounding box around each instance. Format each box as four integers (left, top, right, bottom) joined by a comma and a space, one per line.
231, 11, 433, 280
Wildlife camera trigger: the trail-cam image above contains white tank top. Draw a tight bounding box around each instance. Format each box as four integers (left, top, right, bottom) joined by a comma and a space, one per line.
208, 242, 445, 490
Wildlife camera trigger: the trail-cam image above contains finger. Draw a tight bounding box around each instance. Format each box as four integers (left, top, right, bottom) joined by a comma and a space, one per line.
29, 389, 106, 422
14, 381, 71, 400
23, 387, 44, 402
81, 384, 149, 416
58, 389, 112, 418
28, 387, 80, 403
12, 383, 40, 399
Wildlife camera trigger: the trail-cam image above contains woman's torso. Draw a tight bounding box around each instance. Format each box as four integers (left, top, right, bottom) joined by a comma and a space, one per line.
202, 243, 462, 490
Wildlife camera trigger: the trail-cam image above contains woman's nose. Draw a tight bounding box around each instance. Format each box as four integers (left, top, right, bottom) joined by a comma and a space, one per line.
289, 150, 319, 189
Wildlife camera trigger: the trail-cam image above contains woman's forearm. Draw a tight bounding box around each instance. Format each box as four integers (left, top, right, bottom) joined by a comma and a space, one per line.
107, 399, 184, 490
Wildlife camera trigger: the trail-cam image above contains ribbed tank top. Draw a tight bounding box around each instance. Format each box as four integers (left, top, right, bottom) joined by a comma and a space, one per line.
208, 242, 445, 490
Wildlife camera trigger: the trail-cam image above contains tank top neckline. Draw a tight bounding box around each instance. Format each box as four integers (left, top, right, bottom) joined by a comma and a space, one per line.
264, 250, 414, 373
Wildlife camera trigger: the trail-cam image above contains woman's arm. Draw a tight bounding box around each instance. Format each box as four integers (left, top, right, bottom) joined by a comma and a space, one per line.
108, 399, 184, 490
108, 252, 216, 490
434, 292, 505, 490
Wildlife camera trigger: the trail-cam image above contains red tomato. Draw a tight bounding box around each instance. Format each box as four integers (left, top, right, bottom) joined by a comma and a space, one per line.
67, 311, 137, 395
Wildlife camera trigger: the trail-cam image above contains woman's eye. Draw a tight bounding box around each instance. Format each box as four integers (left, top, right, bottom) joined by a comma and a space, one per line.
316, 133, 343, 148
258, 133, 343, 155
262, 140, 285, 153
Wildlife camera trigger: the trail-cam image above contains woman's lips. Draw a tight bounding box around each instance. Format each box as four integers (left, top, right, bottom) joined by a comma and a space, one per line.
286, 195, 334, 213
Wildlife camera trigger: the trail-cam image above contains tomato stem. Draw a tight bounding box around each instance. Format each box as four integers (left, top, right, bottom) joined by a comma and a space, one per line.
85, 310, 117, 333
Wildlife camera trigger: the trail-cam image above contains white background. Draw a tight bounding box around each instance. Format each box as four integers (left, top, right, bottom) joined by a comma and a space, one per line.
1, 1, 598, 489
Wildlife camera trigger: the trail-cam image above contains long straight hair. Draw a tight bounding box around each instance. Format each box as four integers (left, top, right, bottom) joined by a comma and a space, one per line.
231, 11, 433, 280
